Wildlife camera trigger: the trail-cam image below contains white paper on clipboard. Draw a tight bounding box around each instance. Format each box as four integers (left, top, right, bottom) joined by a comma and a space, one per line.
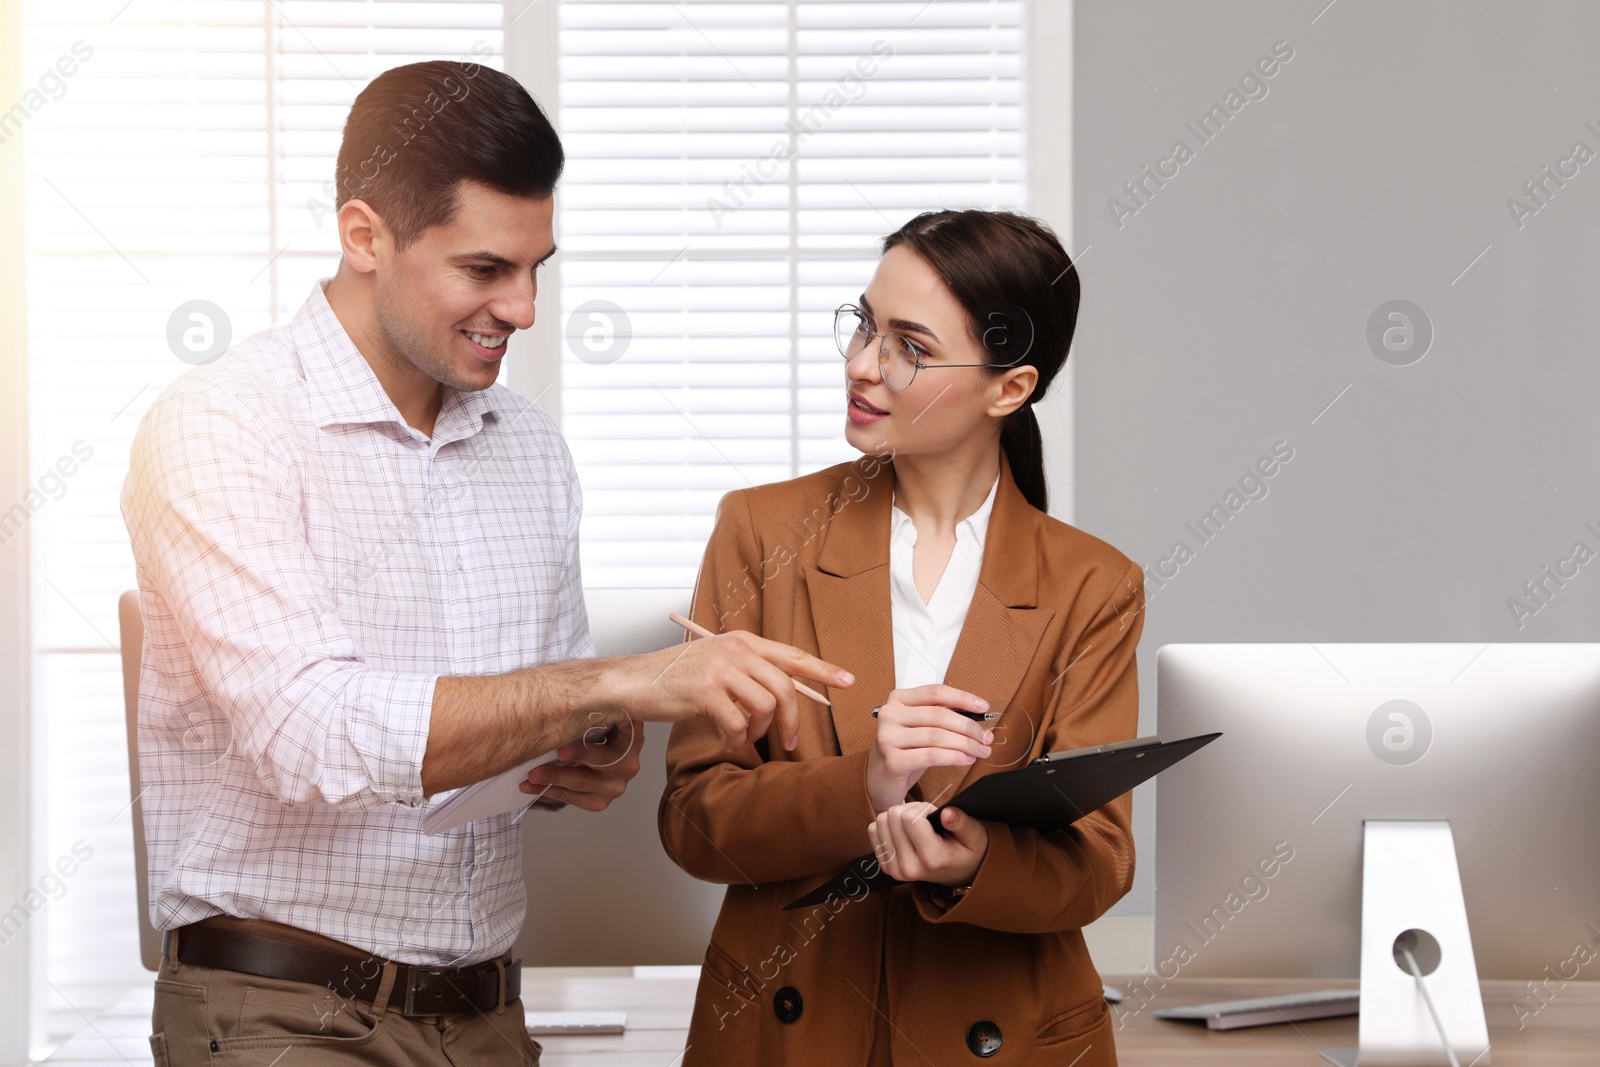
421, 749, 561, 836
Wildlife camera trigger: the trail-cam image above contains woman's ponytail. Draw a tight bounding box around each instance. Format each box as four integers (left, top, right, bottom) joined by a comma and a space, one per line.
1000, 403, 1048, 513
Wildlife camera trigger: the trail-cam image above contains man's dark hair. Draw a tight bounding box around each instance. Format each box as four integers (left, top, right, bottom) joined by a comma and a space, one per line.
335, 60, 564, 250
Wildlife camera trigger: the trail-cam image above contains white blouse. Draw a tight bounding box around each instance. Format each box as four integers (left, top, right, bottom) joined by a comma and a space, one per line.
887, 471, 1001, 690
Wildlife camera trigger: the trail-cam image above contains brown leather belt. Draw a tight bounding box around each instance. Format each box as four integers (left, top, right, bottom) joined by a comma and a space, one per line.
166, 918, 520, 1016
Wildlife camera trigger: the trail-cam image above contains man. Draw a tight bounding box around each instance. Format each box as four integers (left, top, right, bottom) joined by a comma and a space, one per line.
122, 60, 853, 1066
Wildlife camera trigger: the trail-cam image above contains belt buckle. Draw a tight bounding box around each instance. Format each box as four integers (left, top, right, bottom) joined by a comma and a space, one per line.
401, 966, 429, 1016
399, 963, 484, 1016
393, 966, 505, 1017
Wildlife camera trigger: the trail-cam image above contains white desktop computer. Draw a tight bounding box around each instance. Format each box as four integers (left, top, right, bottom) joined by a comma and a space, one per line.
1153, 643, 1600, 1066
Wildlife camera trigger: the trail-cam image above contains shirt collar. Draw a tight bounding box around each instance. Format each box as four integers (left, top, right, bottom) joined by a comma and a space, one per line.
291, 277, 499, 441
891, 468, 1002, 549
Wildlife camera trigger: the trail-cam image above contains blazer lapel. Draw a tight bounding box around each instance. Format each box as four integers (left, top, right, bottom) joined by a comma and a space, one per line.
803, 451, 1054, 799
914, 454, 1054, 806
804, 456, 898, 758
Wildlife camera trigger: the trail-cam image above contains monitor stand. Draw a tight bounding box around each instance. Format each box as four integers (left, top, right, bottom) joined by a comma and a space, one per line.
1318, 820, 1491, 1067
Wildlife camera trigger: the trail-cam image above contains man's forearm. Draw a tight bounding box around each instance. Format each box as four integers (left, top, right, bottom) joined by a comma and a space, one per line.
420, 655, 635, 797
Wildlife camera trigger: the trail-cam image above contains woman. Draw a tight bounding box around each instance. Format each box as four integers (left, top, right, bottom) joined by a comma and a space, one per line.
659, 210, 1144, 1065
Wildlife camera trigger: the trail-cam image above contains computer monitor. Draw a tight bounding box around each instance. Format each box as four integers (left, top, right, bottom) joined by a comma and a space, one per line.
1153, 643, 1600, 986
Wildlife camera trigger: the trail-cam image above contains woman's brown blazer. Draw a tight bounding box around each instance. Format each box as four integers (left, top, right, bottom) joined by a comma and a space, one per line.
659, 447, 1146, 1066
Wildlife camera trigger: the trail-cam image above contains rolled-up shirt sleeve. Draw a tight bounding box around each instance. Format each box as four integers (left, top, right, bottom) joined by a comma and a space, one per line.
123, 384, 438, 810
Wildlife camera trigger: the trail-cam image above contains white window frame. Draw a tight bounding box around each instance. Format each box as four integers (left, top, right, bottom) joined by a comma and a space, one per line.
1027, 0, 1075, 525
1, 3, 39, 1060
503, 0, 564, 419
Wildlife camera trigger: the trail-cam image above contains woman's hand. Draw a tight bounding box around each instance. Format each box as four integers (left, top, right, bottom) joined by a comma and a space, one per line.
868, 801, 989, 888
865, 684, 993, 813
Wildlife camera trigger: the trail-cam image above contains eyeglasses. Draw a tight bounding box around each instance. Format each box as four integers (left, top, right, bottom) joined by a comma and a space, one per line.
833, 304, 996, 392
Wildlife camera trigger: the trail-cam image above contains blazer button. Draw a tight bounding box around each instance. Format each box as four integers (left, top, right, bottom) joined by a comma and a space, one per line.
966, 1020, 1002, 1057
773, 986, 803, 1024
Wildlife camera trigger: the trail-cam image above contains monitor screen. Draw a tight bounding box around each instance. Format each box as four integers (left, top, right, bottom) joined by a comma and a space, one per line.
1153, 643, 1600, 984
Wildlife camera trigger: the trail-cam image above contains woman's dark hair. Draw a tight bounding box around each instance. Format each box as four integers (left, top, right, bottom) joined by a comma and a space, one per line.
335, 61, 564, 250
880, 209, 1080, 514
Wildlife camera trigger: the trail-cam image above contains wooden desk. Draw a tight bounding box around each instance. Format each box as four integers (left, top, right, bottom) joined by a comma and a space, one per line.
516, 972, 1600, 1065
1100, 976, 1599, 1065
42, 971, 1600, 1065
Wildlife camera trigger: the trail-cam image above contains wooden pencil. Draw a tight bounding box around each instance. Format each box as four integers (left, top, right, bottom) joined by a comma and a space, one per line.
668, 611, 835, 708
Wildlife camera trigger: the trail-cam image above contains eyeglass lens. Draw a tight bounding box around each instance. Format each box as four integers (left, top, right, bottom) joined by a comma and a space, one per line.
837, 308, 917, 391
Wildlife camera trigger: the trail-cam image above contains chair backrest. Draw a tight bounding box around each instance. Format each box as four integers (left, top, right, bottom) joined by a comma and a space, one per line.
118, 590, 161, 971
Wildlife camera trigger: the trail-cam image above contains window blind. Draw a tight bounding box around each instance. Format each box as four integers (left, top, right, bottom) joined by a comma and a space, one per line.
19, 1, 502, 1054
557, 0, 1025, 589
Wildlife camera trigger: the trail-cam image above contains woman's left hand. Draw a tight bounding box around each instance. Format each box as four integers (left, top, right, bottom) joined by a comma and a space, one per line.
868, 802, 988, 888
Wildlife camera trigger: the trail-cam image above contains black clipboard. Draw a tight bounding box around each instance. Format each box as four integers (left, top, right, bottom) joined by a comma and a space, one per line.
783, 732, 1221, 911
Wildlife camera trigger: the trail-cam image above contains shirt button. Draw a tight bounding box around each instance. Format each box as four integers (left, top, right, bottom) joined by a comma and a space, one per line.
456, 555, 465, 570
966, 1020, 1002, 1057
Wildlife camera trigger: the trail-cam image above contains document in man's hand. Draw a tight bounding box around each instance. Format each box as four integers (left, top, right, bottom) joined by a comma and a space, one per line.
421, 750, 561, 835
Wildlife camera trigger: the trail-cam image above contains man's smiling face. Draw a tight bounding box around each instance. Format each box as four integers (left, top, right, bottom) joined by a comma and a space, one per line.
373, 178, 557, 394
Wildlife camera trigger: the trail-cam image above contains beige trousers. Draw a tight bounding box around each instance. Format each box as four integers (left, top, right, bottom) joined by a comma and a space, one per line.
149, 945, 543, 1066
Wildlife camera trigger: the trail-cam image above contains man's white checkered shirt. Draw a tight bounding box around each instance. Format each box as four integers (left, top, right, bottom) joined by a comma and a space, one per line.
121, 277, 592, 966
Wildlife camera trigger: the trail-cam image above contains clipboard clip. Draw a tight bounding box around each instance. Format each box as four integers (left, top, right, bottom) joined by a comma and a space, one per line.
1031, 735, 1164, 767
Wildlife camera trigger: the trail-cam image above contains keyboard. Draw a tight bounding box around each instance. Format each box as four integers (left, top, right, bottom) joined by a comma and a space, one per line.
525, 1011, 628, 1035
1153, 989, 1360, 1030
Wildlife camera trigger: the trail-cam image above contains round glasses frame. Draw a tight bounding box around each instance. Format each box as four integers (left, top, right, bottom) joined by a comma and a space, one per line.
833, 304, 998, 393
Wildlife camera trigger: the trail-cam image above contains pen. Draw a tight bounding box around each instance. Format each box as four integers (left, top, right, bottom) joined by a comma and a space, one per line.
668, 611, 835, 708
871, 706, 997, 723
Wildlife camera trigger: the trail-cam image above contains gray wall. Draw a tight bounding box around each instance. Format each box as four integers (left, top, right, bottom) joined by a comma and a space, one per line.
1072, 0, 1600, 918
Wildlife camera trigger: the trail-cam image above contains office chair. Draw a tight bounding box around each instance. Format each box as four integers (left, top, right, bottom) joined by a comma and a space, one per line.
117, 589, 162, 972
